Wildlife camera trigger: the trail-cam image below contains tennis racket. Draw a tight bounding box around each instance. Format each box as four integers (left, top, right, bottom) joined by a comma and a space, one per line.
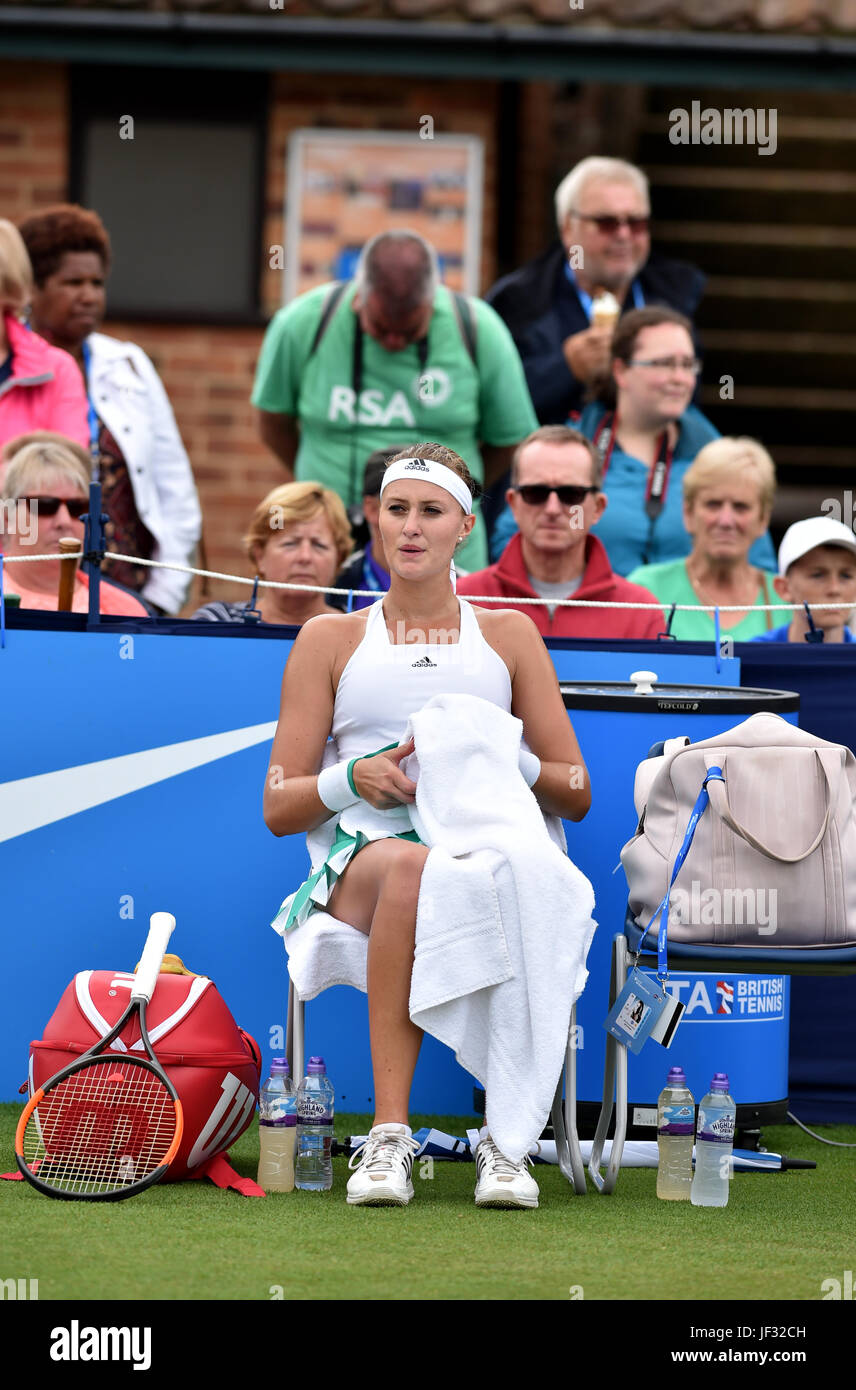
15, 911, 184, 1201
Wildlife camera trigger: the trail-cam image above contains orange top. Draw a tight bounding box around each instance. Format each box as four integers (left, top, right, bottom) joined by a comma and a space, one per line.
3, 567, 149, 616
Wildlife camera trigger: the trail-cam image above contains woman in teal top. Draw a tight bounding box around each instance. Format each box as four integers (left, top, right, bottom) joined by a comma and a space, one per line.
579, 306, 776, 576
490, 305, 775, 572
629, 436, 788, 642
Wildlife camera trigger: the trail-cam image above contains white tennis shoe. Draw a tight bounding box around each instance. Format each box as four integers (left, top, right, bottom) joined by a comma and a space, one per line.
474, 1135, 540, 1209
346, 1123, 421, 1206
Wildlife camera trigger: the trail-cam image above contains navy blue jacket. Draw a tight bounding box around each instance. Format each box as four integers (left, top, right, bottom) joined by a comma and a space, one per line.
486, 242, 706, 424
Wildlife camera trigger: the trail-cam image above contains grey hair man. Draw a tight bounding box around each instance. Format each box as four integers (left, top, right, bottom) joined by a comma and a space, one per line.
486, 156, 705, 425
252, 229, 538, 571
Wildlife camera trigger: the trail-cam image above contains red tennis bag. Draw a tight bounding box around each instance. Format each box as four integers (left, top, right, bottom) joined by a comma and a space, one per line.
27, 967, 263, 1192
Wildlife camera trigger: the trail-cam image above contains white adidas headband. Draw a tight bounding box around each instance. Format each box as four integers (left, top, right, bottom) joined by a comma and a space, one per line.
380, 458, 473, 515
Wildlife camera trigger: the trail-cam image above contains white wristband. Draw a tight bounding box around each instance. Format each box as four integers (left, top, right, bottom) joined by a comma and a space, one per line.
518, 749, 542, 787
317, 760, 360, 813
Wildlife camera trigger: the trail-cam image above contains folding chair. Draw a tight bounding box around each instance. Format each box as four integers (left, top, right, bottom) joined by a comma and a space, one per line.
589, 743, 856, 1195
284, 913, 588, 1194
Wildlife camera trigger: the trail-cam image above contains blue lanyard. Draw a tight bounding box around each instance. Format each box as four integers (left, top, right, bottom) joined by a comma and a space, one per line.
79, 340, 102, 470
564, 263, 644, 319
636, 765, 725, 978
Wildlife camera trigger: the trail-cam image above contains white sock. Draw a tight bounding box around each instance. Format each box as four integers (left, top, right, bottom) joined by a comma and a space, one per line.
371, 1122, 412, 1137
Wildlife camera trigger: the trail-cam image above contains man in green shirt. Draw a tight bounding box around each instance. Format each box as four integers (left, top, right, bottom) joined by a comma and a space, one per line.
252, 230, 538, 570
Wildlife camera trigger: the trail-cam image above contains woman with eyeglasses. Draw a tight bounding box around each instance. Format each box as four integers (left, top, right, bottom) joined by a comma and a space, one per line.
1, 435, 148, 614
576, 306, 776, 576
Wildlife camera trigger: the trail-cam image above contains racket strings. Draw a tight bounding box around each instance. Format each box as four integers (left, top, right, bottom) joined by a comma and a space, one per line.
22, 1058, 178, 1196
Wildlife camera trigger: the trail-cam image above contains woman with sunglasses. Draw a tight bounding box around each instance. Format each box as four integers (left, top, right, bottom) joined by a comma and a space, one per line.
576, 306, 776, 576
1, 435, 148, 614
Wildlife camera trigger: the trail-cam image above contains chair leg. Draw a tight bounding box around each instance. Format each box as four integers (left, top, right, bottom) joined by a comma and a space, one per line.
552, 1002, 587, 1194
285, 975, 305, 1084
589, 934, 629, 1195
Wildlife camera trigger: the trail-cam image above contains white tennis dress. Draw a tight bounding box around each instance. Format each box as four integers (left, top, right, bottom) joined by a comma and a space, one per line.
272, 596, 512, 932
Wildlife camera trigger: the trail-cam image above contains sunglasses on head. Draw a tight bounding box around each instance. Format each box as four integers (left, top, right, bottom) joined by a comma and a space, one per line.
22, 496, 89, 519
575, 213, 650, 235
515, 485, 599, 507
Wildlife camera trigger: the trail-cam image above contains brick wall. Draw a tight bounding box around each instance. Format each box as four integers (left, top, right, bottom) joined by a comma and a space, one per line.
2, 60, 501, 614
0, 62, 68, 217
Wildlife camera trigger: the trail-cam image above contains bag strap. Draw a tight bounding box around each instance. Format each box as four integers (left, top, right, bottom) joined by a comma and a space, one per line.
309, 281, 348, 358
703, 749, 833, 863
633, 736, 690, 819
310, 282, 478, 365
452, 291, 478, 365
637, 765, 725, 979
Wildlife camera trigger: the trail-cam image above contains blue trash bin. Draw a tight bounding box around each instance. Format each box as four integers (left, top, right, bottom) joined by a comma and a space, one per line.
560, 679, 800, 1139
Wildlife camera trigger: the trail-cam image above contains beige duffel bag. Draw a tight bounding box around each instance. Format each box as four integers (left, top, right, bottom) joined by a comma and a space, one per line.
622, 712, 856, 949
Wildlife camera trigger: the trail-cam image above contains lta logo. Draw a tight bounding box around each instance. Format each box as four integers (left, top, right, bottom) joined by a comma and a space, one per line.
716, 980, 734, 1015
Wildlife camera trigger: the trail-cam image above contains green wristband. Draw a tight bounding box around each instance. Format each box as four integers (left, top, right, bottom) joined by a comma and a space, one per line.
346, 757, 361, 797
347, 742, 400, 798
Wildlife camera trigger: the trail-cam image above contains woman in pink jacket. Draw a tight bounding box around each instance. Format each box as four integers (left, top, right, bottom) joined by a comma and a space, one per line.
0, 220, 88, 452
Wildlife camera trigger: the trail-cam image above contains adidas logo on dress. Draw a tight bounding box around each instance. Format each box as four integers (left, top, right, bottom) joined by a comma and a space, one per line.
412, 656, 437, 668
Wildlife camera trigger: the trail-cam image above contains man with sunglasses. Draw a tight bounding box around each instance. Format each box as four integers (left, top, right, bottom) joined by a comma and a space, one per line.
456, 425, 663, 639
486, 157, 705, 425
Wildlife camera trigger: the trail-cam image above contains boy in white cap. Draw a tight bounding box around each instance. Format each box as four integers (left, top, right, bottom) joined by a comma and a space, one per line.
753, 516, 856, 644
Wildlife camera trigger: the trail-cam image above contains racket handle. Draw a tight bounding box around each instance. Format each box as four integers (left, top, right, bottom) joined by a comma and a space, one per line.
132, 912, 176, 1002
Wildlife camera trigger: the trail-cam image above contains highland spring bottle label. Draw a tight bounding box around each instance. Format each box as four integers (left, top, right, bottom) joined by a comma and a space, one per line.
659, 1104, 695, 1136
696, 1107, 735, 1144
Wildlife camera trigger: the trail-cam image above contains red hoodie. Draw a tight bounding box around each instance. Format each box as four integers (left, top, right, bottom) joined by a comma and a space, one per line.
456, 532, 664, 640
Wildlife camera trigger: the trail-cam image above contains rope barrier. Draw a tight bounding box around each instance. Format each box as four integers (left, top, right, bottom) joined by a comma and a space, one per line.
3, 547, 856, 615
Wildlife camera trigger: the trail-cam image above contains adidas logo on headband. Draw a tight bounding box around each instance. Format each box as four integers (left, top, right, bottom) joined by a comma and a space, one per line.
402, 460, 430, 471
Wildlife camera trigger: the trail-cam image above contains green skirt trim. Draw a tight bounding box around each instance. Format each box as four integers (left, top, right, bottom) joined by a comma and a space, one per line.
272, 821, 422, 934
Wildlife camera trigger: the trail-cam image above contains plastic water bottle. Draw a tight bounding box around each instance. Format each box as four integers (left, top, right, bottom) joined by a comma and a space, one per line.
295, 1056, 335, 1192
656, 1066, 695, 1200
691, 1073, 736, 1208
257, 1057, 297, 1193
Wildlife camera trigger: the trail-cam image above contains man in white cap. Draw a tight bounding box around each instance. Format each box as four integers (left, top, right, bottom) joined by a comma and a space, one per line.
753, 516, 856, 644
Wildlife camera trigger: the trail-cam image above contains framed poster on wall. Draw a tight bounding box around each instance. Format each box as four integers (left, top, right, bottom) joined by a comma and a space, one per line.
284, 129, 484, 303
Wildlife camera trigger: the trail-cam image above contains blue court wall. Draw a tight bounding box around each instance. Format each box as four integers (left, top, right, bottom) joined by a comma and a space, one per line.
1, 615, 853, 1120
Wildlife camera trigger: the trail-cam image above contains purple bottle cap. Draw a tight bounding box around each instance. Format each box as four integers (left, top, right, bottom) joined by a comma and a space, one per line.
307, 1056, 327, 1074
666, 1066, 686, 1085
271, 1058, 290, 1074
710, 1072, 730, 1092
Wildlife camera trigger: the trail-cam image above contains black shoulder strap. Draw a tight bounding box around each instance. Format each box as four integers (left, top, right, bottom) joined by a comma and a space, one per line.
309, 281, 348, 358
452, 291, 478, 365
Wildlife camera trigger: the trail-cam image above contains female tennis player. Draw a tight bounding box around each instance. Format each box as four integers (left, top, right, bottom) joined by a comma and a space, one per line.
263, 442, 591, 1208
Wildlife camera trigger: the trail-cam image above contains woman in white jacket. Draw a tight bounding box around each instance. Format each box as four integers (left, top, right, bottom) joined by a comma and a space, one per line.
18, 205, 201, 615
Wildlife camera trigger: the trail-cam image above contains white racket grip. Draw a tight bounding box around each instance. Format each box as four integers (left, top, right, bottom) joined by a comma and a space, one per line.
132, 912, 176, 1002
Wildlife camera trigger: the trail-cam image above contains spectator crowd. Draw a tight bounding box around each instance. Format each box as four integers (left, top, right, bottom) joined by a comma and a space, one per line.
1, 156, 854, 645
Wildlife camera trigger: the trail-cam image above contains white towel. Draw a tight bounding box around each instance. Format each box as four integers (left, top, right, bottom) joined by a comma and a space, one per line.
403, 693, 597, 1163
